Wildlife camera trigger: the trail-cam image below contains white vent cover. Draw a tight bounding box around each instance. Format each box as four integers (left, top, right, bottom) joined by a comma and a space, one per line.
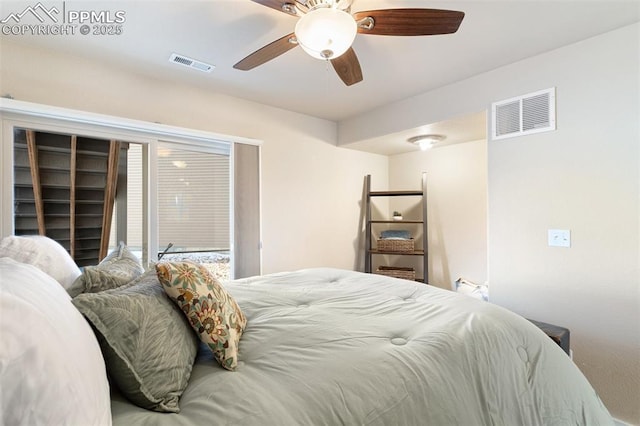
169, 53, 214, 73
491, 87, 556, 140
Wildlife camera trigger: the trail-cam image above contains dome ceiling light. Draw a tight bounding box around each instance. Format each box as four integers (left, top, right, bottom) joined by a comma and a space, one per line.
407, 134, 446, 151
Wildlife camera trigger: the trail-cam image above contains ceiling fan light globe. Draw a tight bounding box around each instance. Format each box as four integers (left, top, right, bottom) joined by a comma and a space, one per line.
295, 8, 357, 60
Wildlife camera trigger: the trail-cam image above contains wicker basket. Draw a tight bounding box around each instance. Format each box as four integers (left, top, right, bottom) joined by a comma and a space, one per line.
376, 238, 414, 252
375, 266, 416, 281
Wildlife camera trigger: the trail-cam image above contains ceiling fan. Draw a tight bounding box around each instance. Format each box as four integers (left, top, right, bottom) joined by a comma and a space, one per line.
233, 0, 465, 86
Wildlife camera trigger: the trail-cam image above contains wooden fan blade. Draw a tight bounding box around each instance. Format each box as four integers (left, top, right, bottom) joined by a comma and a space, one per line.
354, 9, 464, 36
234, 33, 298, 71
331, 47, 363, 86
249, 0, 300, 16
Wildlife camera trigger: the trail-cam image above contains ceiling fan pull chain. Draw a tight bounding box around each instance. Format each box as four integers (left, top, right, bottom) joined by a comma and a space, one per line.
325, 59, 330, 91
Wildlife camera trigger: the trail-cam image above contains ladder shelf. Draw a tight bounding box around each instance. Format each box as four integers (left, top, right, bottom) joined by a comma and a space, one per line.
364, 173, 428, 283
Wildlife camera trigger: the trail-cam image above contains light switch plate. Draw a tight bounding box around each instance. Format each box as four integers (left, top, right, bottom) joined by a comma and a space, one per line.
548, 229, 571, 248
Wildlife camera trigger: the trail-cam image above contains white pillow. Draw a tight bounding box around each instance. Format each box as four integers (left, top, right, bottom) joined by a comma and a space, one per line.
0, 258, 112, 425
0, 235, 81, 289
454, 278, 489, 301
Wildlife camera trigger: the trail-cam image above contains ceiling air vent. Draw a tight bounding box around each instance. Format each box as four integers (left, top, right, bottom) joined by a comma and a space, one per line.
491, 87, 555, 140
169, 53, 214, 73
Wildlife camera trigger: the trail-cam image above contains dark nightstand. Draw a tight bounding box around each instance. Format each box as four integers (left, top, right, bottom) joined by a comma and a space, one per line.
528, 319, 570, 356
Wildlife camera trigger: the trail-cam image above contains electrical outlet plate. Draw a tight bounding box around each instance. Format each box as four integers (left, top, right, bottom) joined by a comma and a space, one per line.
548, 229, 571, 248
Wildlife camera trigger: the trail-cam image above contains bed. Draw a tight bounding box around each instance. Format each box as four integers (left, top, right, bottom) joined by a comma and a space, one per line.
0, 236, 614, 425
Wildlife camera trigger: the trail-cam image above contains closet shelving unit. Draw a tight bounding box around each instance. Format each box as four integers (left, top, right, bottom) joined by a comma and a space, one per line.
364, 173, 428, 283
13, 128, 121, 266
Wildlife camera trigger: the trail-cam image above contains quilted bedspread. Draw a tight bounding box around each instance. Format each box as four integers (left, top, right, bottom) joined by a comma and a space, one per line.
111, 268, 613, 425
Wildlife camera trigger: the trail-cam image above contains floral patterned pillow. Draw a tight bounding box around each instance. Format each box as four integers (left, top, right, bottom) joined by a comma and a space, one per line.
155, 261, 247, 371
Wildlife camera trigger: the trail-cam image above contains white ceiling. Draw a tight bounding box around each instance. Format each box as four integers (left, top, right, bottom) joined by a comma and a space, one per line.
2, 0, 639, 153
346, 110, 488, 155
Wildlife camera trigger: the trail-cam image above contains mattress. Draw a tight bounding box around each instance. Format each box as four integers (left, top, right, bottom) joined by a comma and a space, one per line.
111, 268, 613, 425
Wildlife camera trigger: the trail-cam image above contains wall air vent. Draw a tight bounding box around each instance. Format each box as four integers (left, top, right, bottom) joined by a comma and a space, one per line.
169, 53, 215, 73
491, 87, 555, 140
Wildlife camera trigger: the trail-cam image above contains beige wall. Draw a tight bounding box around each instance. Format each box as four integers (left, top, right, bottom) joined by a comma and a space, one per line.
388, 139, 488, 290
486, 27, 639, 424
341, 24, 640, 424
0, 39, 389, 275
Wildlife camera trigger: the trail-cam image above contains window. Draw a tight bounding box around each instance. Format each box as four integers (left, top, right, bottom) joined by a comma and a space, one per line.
109, 142, 144, 260
156, 143, 231, 280
1, 100, 261, 281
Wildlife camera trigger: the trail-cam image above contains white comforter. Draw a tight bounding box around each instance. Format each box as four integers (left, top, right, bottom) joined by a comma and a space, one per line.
111, 268, 613, 425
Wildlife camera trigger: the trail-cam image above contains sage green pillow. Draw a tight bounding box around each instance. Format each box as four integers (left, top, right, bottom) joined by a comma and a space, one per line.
72, 269, 198, 413
67, 242, 144, 298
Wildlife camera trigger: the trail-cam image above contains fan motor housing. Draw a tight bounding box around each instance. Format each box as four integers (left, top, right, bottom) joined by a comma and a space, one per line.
303, 0, 352, 11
